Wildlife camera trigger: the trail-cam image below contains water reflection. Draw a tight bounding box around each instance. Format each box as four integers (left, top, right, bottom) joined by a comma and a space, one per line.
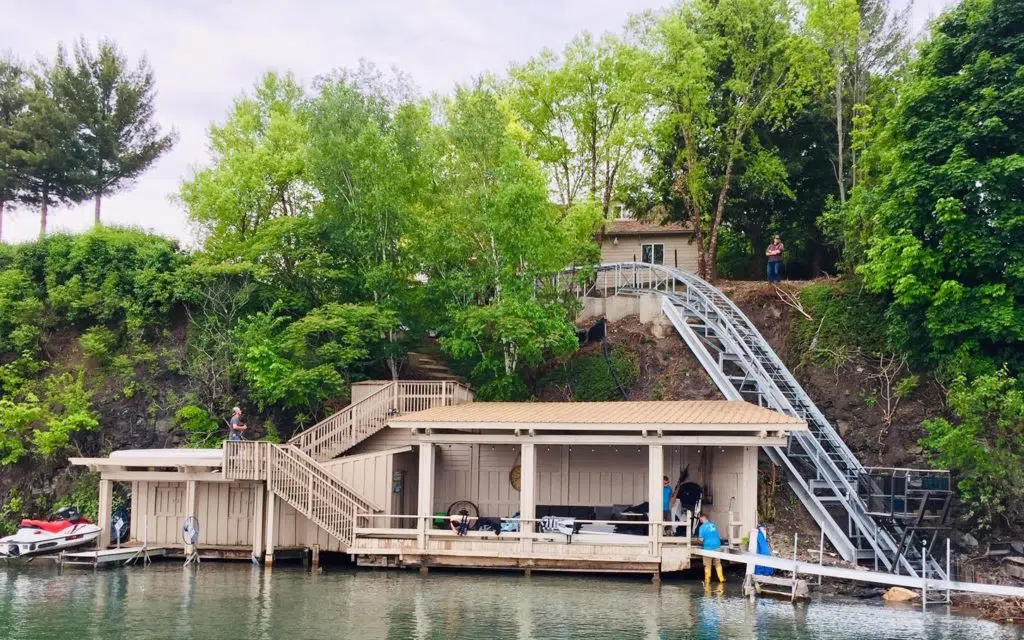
0, 564, 1020, 640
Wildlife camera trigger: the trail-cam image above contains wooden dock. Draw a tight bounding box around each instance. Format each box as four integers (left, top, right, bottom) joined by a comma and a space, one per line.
61, 546, 167, 569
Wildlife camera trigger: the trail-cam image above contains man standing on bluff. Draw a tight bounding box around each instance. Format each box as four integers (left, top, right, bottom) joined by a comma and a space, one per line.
765, 235, 784, 283
228, 407, 247, 441
698, 513, 725, 585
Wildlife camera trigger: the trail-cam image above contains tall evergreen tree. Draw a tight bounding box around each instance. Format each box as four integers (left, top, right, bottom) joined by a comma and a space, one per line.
18, 62, 85, 237
57, 39, 175, 225
0, 56, 32, 242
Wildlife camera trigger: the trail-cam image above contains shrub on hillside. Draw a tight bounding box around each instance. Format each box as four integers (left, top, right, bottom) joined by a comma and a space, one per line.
542, 347, 639, 401
922, 370, 1024, 533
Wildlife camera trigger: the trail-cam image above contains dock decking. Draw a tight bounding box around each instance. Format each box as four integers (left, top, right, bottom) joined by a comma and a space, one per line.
61, 546, 167, 568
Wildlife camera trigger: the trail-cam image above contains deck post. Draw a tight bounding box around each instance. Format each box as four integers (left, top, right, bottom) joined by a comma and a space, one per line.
265, 490, 276, 566
185, 480, 198, 556
417, 443, 435, 550
252, 482, 265, 563
519, 443, 536, 553
97, 478, 113, 550
648, 444, 663, 556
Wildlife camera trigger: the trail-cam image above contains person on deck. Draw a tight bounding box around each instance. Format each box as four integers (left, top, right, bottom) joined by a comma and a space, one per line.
662, 476, 673, 535
765, 235, 784, 283
698, 513, 726, 585
228, 407, 247, 441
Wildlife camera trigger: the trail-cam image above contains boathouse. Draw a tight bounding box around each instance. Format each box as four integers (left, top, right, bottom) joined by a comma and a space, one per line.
70, 380, 805, 574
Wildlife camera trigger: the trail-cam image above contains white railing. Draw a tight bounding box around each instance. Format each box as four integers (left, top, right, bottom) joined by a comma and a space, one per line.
268, 445, 375, 545
289, 383, 397, 461
353, 512, 693, 557
223, 379, 474, 548
223, 440, 379, 547
223, 440, 268, 480
289, 380, 475, 461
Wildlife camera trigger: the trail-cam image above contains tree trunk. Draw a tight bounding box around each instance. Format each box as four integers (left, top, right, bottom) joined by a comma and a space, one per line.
706, 158, 737, 281
836, 66, 846, 205
39, 188, 48, 238
94, 192, 102, 226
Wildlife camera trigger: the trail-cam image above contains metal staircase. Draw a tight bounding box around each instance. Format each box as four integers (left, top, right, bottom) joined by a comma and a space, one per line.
564, 262, 947, 580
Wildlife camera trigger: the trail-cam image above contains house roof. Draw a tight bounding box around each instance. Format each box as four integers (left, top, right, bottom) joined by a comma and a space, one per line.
391, 400, 805, 432
605, 219, 693, 235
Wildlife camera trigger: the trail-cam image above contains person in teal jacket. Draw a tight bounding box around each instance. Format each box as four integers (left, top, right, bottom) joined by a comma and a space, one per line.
697, 513, 725, 585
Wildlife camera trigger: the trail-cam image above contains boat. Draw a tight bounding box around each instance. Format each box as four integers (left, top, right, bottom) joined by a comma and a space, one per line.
0, 507, 101, 557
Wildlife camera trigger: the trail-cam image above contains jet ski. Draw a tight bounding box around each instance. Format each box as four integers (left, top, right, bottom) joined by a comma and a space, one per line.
0, 507, 101, 557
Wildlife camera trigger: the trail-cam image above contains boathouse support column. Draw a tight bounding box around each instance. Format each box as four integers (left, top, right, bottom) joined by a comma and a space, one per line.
648, 444, 663, 555
185, 480, 198, 555
97, 478, 113, 550
252, 482, 265, 562
265, 491, 276, 566
417, 443, 435, 550
519, 443, 535, 553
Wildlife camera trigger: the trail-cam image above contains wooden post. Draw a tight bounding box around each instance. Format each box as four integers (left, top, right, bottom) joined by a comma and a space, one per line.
97, 479, 113, 550
252, 482, 265, 562
311, 544, 320, 572
648, 444, 663, 556
519, 443, 536, 553
417, 443, 435, 550
185, 480, 198, 555
265, 491, 276, 566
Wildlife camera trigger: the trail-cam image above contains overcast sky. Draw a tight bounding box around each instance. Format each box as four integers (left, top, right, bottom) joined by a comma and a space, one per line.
1, 0, 953, 245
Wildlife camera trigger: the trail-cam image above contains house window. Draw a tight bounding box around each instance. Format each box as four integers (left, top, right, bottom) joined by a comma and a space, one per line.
642, 243, 664, 265
614, 204, 630, 219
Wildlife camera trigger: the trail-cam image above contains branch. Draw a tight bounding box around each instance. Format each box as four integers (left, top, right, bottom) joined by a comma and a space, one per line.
774, 285, 812, 320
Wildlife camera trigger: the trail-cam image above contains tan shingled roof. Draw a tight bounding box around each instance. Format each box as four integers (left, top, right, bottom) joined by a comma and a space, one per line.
391, 400, 803, 427
605, 220, 693, 235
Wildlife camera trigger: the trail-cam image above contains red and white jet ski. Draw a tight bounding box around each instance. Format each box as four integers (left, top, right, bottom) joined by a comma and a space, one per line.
0, 507, 101, 557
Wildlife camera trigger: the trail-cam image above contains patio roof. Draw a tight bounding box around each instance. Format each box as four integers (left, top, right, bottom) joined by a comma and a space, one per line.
391, 400, 805, 434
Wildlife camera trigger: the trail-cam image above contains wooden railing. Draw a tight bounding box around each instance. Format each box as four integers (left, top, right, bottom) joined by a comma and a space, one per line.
224, 440, 268, 480
224, 379, 473, 548
288, 380, 474, 461
289, 383, 397, 461
224, 441, 378, 547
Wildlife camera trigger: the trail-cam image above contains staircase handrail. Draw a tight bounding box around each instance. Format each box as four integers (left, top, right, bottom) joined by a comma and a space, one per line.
267, 445, 360, 545
275, 444, 381, 514
288, 382, 398, 459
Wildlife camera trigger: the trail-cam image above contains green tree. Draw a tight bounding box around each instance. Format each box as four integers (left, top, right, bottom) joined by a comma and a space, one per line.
17, 61, 87, 236
641, 0, 818, 279
56, 39, 175, 225
0, 56, 32, 243
803, 0, 861, 205
858, 0, 1024, 371
922, 370, 1024, 532
179, 72, 312, 262
423, 83, 590, 396
234, 302, 398, 422
306, 64, 434, 377
507, 32, 649, 217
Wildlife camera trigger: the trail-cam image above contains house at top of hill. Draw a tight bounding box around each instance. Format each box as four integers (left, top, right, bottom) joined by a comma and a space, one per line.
599, 204, 696, 272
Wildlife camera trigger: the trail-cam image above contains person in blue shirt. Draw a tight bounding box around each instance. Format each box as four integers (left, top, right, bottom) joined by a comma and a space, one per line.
697, 513, 725, 585
662, 476, 673, 534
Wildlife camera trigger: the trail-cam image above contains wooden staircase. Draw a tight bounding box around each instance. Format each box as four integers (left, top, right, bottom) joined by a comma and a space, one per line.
223, 380, 474, 549
406, 350, 463, 382
288, 380, 474, 462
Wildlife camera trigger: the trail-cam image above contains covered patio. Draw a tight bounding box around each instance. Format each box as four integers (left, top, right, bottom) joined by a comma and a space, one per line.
349, 400, 805, 574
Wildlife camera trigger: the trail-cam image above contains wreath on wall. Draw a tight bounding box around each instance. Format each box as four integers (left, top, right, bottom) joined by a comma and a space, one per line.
509, 465, 521, 491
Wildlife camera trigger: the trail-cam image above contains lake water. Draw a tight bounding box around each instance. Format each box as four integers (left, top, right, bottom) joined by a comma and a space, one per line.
0, 563, 1020, 639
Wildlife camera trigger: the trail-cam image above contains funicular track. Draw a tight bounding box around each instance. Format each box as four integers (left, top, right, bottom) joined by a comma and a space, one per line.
556, 262, 947, 580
